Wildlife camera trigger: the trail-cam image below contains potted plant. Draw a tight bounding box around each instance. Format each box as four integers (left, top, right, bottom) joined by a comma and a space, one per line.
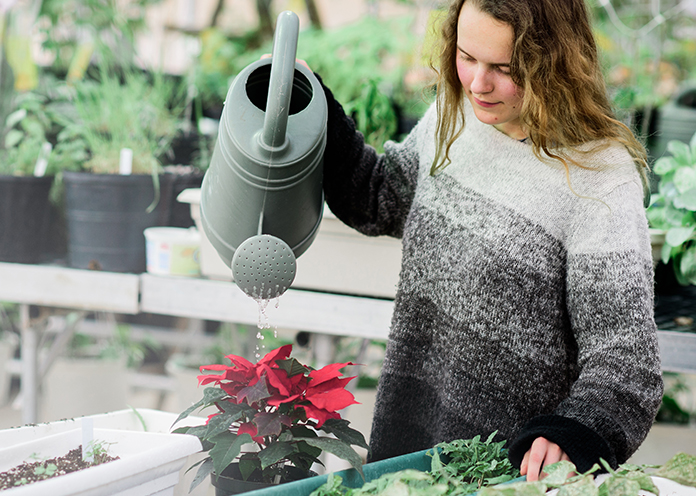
172, 344, 369, 495
0, 59, 79, 264
646, 130, 696, 285
54, 63, 189, 273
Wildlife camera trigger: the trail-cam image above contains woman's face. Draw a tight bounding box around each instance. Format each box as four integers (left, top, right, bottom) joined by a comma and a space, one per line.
455, 1, 525, 139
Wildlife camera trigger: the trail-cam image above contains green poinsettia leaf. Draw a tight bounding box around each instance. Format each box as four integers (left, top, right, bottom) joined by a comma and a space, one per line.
237, 377, 272, 405
209, 432, 253, 477
277, 358, 311, 377
295, 436, 364, 478
654, 156, 679, 176
666, 226, 695, 247
220, 400, 255, 418
668, 140, 693, 167
204, 411, 237, 439
557, 475, 598, 496
172, 387, 227, 426
598, 475, 641, 496
254, 411, 288, 438
655, 452, 696, 487
478, 481, 547, 495
321, 418, 370, 451
189, 457, 214, 492
238, 455, 260, 481
258, 441, 295, 469
541, 460, 577, 488
674, 166, 696, 194
290, 425, 317, 438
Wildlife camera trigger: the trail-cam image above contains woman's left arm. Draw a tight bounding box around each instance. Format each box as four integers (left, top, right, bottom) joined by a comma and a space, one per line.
510, 177, 664, 474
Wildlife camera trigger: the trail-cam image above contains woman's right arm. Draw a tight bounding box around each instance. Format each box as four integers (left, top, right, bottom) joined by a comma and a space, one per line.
316, 74, 420, 239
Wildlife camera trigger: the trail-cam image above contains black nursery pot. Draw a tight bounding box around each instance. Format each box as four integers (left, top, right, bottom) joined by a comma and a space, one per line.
63, 172, 174, 273
0, 175, 54, 264
212, 464, 315, 496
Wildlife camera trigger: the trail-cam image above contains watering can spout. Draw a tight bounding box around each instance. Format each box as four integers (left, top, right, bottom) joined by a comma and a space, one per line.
260, 10, 300, 150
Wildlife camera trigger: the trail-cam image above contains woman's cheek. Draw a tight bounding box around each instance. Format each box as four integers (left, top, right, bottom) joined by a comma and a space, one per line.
455, 58, 470, 90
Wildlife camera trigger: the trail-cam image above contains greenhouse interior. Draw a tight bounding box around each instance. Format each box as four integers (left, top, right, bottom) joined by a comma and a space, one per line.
1, 0, 696, 495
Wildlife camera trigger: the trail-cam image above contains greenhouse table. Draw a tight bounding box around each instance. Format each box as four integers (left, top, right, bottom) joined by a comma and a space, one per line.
3, 262, 696, 425
0, 262, 394, 424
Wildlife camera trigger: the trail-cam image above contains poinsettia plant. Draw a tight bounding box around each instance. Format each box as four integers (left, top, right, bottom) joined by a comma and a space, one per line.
172, 344, 369, 489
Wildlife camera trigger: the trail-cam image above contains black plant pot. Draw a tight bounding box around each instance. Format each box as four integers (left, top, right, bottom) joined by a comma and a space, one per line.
0, 175, 54, 264
63, 172, 174, 273
212, 464, 314, 496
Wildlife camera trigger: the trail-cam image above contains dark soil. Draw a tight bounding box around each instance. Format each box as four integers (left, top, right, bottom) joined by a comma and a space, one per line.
0, 445, 119, 490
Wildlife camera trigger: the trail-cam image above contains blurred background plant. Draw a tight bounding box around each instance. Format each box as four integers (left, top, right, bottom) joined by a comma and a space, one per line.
589, 0, 696, 157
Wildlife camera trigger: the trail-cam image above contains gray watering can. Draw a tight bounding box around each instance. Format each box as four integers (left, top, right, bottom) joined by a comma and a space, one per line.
199, 10, 327, 300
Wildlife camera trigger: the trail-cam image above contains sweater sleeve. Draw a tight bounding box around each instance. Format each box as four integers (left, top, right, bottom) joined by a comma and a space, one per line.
316, 73, 420, 238
509, 179, 663, 473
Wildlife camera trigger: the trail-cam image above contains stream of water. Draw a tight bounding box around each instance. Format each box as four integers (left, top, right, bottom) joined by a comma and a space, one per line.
254, 297, 280, 359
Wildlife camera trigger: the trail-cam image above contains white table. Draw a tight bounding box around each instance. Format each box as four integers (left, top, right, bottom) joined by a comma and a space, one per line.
0, 262, 394, 424
3, 262, 696, 425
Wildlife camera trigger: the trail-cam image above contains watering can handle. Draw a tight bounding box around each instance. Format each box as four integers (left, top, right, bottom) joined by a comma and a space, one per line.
262, 11, 300, 149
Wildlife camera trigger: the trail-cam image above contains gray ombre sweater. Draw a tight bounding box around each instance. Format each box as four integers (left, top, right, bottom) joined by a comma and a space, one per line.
319, 80, 663, 472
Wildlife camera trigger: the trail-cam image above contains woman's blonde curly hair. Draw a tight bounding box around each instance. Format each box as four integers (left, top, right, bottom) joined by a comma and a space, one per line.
431, 0, 649, 197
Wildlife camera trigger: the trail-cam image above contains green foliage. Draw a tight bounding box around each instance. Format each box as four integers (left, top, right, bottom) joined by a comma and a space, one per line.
0, 76, 82, 176
54, 64, 188, 174
430, 433, 520, 493
38, 0, 163, 72
646, 131, 696, 285
309, 433, 519, 496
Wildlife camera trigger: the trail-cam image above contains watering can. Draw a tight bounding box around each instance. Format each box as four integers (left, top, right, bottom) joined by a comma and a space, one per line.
199, 11, 327, 300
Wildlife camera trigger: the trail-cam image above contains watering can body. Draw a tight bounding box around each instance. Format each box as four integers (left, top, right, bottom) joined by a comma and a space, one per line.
199, 12, 327, 289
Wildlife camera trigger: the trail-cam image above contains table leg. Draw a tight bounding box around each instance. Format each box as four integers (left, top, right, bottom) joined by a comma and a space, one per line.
19, 304, 38, 425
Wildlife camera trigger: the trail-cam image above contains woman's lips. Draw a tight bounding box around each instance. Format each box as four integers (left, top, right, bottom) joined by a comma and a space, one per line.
473, 97, 499, 108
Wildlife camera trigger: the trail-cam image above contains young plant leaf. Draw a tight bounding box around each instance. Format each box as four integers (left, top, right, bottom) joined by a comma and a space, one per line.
557, 474, 598, 496
478, 480, 547, 495
540, 460, 577, 487
597, 475, 641, 496
655, 452, 696, 488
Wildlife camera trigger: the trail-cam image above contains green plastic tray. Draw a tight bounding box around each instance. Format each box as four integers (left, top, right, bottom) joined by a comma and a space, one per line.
241, 448, 524, 496
241, 448, 436, 496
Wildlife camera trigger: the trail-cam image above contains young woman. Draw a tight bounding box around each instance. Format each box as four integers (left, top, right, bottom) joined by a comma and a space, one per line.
317, 0, 663, 481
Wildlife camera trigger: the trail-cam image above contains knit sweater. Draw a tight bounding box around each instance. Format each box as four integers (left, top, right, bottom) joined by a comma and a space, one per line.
319, 80, 663, 472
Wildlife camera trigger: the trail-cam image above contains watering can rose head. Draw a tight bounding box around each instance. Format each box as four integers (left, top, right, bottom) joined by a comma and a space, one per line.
172, 344, 369, 488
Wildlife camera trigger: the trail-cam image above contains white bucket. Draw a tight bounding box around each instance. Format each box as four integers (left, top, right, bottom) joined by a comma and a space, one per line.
144, 227, 201, 276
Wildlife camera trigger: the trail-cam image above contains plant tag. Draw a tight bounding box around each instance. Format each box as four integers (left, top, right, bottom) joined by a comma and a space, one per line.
33, 142, 52, 177
82, 417, 94, 463
119, 148, 133, 175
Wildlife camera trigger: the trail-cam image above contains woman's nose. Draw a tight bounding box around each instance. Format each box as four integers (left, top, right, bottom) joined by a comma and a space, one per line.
470, 66, 493, 94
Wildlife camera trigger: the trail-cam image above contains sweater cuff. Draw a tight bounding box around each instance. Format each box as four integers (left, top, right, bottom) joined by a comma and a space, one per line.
508, 415, 616, 473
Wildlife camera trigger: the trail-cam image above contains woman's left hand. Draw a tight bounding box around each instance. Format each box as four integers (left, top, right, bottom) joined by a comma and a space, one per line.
520, 437, 572, 481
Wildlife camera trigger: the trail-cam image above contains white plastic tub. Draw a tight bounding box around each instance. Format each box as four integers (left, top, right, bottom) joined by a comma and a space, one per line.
144, 227, 201, 277
0, 409, 209, 496
0, 427, 201, 495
